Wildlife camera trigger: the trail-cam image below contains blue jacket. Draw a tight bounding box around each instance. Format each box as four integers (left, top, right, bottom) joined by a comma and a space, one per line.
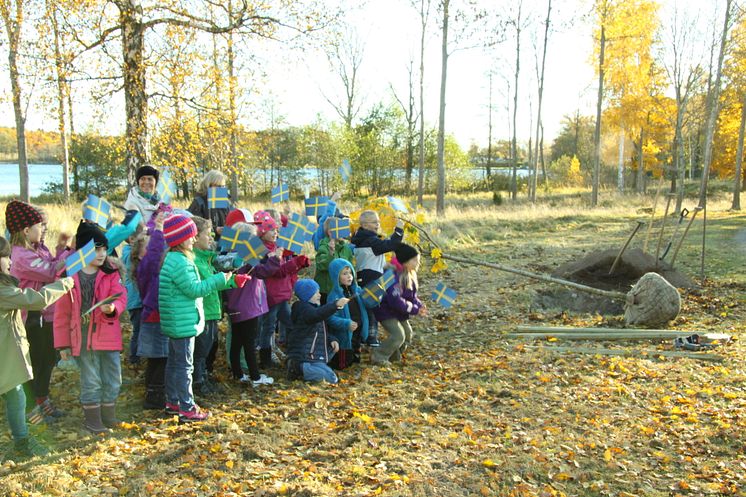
326, 259, 369, 348
121, 244, 142, 310
287, 300, 339, 364
311, 199, 340, 250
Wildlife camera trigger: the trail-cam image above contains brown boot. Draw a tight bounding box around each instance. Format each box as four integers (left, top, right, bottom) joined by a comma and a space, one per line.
82, 404, 110, 434
101, 403, 120, 428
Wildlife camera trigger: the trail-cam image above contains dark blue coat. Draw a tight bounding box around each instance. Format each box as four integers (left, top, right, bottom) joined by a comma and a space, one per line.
287, 300, 339, 363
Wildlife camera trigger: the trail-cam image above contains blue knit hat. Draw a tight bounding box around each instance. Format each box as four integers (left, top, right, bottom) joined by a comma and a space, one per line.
294, 279, 320, 302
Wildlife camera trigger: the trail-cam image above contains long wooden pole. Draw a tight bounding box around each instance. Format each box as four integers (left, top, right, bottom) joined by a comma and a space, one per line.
440, 254, 627, 300
670, 206, 703, 267
654, 193, 675, 266
515, 325, 696, 333
643, 172, 666, 251
509, 332, 694, 340
609, 221, 644, 275
526, 345, 722, 362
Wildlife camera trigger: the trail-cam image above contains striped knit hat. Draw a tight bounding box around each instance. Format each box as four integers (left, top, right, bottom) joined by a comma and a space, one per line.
5, 200, 43, 233
163, 214, 197, 248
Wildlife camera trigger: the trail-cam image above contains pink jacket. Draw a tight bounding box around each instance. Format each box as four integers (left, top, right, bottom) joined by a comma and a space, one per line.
11, 244, 71, 323
53, 269, 127, 356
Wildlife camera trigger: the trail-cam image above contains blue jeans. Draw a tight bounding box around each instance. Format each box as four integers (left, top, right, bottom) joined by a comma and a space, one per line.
259, 301, 291, 349
301, 362, 338, 384
165, 337, 195, 412
128, 308, 142, 363
193, 321, 217, 385
2, 385, 28, 440
75, 349, 122, 405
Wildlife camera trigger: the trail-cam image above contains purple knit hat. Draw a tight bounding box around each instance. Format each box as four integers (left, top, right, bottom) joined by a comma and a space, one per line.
163, 214, 197, 248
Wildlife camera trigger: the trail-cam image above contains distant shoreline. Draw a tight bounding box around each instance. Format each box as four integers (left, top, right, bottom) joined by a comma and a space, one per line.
0, 161, 61, 165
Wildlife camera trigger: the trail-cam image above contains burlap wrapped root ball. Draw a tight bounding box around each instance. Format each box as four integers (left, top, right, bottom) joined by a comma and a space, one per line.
624, 272, 681, 327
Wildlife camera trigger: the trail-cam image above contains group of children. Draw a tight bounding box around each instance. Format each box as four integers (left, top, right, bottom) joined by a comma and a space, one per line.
1, 166, 427, 459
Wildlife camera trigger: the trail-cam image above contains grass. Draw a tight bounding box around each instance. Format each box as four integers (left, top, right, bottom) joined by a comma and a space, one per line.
0, 188, 745, 497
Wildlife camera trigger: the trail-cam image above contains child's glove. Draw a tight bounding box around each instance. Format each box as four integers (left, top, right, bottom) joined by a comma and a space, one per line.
234, 273, 251, 288
296, 255, 311, 268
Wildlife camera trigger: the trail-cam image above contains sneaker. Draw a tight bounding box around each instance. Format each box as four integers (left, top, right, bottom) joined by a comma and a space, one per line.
164, 402, 180, 416
365, 336, 381, 347
252, 374, 274, 387
238, 374, 252, 384
178, 405, 209, 423
40, 399, 65, 419
26, 405, 46, 425
12, 436, 50, 459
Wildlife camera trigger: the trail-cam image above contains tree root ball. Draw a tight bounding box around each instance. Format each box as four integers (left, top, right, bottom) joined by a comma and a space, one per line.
624, 272, 681, 327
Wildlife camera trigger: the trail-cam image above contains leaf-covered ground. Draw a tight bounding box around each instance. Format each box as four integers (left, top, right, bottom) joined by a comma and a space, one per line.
1, 193, 744, 497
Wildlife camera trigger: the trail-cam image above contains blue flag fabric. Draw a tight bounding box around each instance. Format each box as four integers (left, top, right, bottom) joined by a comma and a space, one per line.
218, 227, 246, 253
387, 196, 408, 213
83, 194, 112, 228
156, 169, 177, 204
271, 183, 289, 203
339, 159, 352, 181
328, 217, 351, 240
360, 270, 396, 307
432, 281, 457, 308
65, 240, 97, 277
304, 196, 329, 218
277, 212, 315, 254
240, 235, 268, 266
208, 187, 230, 209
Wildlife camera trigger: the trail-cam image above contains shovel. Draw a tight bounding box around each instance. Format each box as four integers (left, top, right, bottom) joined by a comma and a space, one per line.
660, 208, 689, 261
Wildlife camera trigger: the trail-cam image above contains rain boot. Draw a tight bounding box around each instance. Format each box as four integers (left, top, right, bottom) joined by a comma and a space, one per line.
82, 404, 110, 434
101, 403, 120, 428
12, 436, 49, 459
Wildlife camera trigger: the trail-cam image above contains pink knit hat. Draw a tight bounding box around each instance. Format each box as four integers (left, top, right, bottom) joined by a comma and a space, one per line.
253, 210, 278, 237
163, 214, 197, 248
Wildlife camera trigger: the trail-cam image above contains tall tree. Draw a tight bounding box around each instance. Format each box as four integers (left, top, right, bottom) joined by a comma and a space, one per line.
435, 0, 449, 215
507, 0, 525, 201
0, 0, 30, 201
591, 0, 609, 206
530, 0, 551, 202
413, 0, 431, 206
324, 30, 365, 129
391, 59, 419, 192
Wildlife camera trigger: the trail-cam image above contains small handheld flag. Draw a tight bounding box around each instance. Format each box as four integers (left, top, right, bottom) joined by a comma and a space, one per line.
432, 281, 457, 308
271, 183, 289, 203
208, 187, 230, 209
328, 217, 351, 240
240, 235, 267, 266
339, 159, 352, 181
361, 270, 396, 307
219, 226, 246, 253
65, 240, 97, 277
277, 212, 315, 254
157, 169, 176, 204
387, 196, 408, 213
304, 196, 329, 218
83, 194, 111, 228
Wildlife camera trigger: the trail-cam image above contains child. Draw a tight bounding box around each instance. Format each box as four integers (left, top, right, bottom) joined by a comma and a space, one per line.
350, 210, 405, 347
6, 200, 72, 423
286, 279, 347, 384
224, 221, 279, 386
254, 210, 309, 369
53, 222, 127, 434
119, 210, 144, 365
158, 214, 233, 422
326, 259, 369, 368
191, 216, 222, 397
132, 213, 169, 410
0, 236, 73, 459
314, 217, 354, 305
370, 244, 427, 366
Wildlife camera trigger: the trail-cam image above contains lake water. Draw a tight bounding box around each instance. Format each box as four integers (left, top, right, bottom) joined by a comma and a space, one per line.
0, 163, 65, 197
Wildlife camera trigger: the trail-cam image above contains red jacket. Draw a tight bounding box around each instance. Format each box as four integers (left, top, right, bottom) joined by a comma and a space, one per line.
262, 242, 307, 307
53, 269, 127, 356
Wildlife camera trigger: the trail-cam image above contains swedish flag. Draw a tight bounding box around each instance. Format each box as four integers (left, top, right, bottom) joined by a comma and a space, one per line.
271, 183, 289, 203
328, 217, 351, 239
83, 194, 111, 228
432, 281, 457, 308
218, 226, 245, 253
157, 169, 176, 204
239, 235, 267, 265
339, 159, 352, 181
65, 240, 97, 277
277, 213, 313, 254
208, 187, 230, 209
304, 196, 329, 217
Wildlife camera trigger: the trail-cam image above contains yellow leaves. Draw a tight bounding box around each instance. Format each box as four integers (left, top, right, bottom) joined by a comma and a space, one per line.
415, 212, 426, 224
431, 258, 448, 274
431, 247, 442, 259
603, 447, 624, 462
352, 411, 375, 430
603, 448, 612, 462
225, 460, 234, 469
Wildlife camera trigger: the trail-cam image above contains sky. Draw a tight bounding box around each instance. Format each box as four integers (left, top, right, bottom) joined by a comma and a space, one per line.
0, 0, 717, 151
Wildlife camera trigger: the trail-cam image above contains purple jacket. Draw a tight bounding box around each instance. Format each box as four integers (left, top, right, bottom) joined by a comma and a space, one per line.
137, 230, 166, 322
224, 257, 280, 323
374, 271, 423, 323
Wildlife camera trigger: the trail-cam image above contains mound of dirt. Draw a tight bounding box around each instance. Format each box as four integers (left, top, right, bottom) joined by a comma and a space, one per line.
531, 248, 695, 315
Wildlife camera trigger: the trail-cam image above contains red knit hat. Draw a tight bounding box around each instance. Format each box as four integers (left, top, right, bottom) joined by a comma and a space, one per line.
253, 210, 278, 237
225, 208, 253, 228
163, 214, 197, 248
5, 200, 43, 233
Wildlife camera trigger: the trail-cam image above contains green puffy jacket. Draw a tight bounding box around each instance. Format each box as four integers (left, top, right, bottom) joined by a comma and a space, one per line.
159, 251, 232, 339
193, 248, 222, 321
314, 237, 354, 295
